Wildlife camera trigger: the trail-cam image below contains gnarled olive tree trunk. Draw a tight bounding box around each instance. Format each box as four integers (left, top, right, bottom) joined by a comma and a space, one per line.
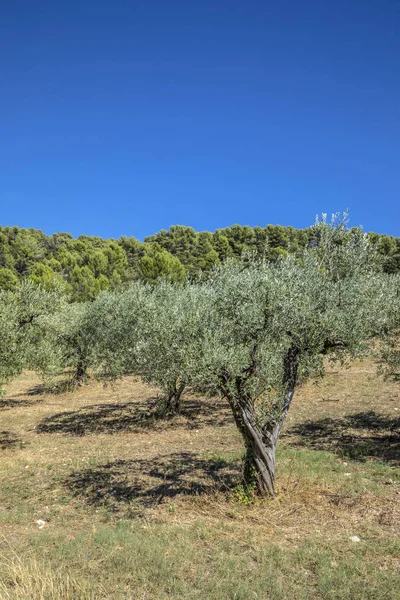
158, 381, 186, 415
225, 346, 299, 496
75, 356, 88, 386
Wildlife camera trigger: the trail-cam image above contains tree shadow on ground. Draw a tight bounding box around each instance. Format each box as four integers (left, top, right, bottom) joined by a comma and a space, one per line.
27, 379, 77, 396
286, 411, 400, 466
0, 397, 42, 410
66, 452, 241, 511
37, 397, 232, 436
26, 384, 47, 396
0, 431, 23, 450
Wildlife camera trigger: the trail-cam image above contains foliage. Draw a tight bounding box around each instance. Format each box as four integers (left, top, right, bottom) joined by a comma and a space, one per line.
1, 222, 399, 301
34, 303, 95, 387
0, 281, 63, 392
379, 337, 400, 381
82, 282, 203, 413
85, 284, 151, 381
33, 284, 153, 388
0, 267, 19, 291
133, 281, 205, 413
378, 320, 400, 383
138, 244, 186, 284
28, 262, 72, 295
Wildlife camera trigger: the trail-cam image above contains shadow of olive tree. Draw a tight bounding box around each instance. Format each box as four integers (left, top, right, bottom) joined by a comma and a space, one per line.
286, 411, 400, 466
0, 430, 23, 450
37, 398, 232, 436
65, 452, 241, 512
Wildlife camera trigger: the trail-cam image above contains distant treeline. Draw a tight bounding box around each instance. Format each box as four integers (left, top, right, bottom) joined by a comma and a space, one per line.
0, 223, 399, 301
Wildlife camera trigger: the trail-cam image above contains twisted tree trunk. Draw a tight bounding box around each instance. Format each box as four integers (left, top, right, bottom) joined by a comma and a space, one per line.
75, 359, 88, 386
75, 346, 89, 386
238, 397, 278, 495
160, 381, 186, 415
226, 345, 299, 496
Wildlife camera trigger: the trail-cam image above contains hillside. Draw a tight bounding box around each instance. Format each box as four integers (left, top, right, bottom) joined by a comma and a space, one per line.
1, 223, 399, 301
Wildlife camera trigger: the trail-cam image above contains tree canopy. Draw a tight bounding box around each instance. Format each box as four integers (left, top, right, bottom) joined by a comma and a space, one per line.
1, 222, 398, 301
0, 281, 64, 392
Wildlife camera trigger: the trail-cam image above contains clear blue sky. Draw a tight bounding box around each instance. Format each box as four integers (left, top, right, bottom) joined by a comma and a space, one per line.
1, 0, 399, 240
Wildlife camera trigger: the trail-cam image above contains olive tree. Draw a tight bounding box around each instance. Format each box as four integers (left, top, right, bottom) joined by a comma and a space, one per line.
90, 281, 203, 415
0, 281, 63, 393
182, 216, 399, 496
35, 302, 96, 387
134, 281, 205, 414
35, 282, 151, 388
376, 289, 400, 381
380, 338, 400, 381
86, 284, 151, 382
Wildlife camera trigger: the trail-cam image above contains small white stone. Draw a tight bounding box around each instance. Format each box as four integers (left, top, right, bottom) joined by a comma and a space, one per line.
344, 473, 351, 477
36, 519, 46, 529
349, 536, 360, 543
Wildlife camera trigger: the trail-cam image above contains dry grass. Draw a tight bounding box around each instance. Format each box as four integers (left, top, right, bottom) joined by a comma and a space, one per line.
0, 553, 103, 600
0, 360, 399, 599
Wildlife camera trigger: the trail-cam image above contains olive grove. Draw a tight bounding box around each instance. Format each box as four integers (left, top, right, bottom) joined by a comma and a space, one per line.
3, 215, 399, 498
77, 215, 399, 495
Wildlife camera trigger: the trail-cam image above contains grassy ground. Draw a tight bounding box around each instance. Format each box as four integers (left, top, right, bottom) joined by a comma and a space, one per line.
0, 360, 399, 599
